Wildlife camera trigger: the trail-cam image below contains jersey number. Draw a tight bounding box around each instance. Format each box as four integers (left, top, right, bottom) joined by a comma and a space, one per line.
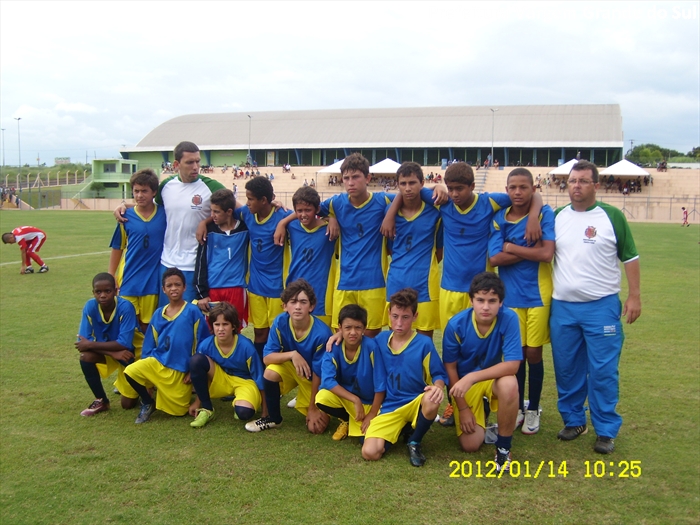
357, 223, 364, 238
405, 234, 413, 251
256, 239, 263, 252
143, 234, 150, 250
389, 371, 401, 391
301, 247, 314, 263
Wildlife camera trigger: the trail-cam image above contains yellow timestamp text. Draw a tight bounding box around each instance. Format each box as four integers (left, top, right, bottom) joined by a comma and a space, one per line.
448, 460, 642, 479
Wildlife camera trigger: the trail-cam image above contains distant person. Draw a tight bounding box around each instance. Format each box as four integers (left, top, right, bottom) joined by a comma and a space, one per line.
2, 226, 49, 274
681, 207, 690, 226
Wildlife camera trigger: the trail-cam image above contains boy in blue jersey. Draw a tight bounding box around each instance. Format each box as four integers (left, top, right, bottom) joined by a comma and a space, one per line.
194, 189, 250, 328
445, 273, 522, 473
109, 169, 167, 332
239, 177, 292, 359
124, 268, 209, 424
189, 302, 264, 428
316, 305, 382, 441
76, 273, 140, 416
245, 279, 333, 434
279, 186, 337, 327
385, 162, 442, 340
488, 168, 555, 435
363, 289, 448, 467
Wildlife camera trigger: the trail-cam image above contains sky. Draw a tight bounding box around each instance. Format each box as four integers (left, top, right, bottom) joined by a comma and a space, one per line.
0, 0, 698, 167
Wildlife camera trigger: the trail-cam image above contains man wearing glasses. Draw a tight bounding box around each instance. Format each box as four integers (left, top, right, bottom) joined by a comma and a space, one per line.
550, 160, 641, 455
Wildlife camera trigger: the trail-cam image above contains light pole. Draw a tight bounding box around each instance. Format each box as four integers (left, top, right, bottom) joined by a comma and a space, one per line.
14, 118, 21, 172
1, 128, 5, 184
247, 114, 252, 165
490, 108, 498, 169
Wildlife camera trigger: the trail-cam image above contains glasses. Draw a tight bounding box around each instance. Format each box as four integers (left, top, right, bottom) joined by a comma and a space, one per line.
567, 178, 595, 186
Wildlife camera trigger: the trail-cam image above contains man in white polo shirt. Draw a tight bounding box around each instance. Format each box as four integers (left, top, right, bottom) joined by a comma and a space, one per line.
550, 160, 641, 455
116, 141, 224, 304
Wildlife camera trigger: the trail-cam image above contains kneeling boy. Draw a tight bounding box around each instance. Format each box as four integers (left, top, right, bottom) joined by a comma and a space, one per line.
76, 273, 141, 416
245, 279, 333, 434
444, 272, 522, 473
124, 268, 209, 424
362, 289, 448, 467
316, 305, 382, 441
189, 302, 264, 427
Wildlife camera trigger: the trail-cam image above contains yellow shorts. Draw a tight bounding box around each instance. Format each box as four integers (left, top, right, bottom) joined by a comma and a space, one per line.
512, 305, 551, 347
248, 292, 284, 329
365, 393, 424, 444
453, 379, 498, 436
439, 288, 472, 330
121, 295, 159, 325
208, 364, 262, 410
332, 288, 385, 330
124, 357, 192, 416
96, 356, 138, 399
315, 389, 372, 437
267, 361, 313, 416
384, 300, 440, 332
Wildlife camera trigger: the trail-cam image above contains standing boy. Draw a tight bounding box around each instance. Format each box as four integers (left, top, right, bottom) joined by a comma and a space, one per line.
193, 188, 249, 327
488, 168, 555, 434
238, 177, 292, 359
444, 272, 522, 473
76, 273, 140, 416
109, 168, 167, 331
385, 162, 442, 339
316, 304, 382, 441
245, 279, 333, 434
362, 289, 447, 467
124, 268, 209, 424
2, 225, 48, 274
189, 302, 264, 427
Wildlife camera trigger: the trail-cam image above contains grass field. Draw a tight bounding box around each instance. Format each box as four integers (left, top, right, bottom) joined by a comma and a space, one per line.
1, 211, 698, 525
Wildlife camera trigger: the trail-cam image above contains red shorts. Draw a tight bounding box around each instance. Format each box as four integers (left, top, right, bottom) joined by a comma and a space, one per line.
209, 288, 249, 329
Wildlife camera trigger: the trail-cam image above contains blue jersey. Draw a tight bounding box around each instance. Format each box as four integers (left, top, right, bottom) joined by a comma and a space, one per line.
442, 307, 522, 379
386, 201, 442, 302
78, 297, 138, 350
286, 220, 337, 317
110, 205, 167, 297
239, 207, 292, 298
142, 302, 209, 373
321, 336, 378, 405
197, 334, 264, 390
194, 220, 249, 298
263, 312, 333, 378
373, 331, 448, 413
439, 192, 510, 292
489, 205, 555, 308
321, 192, 393, 291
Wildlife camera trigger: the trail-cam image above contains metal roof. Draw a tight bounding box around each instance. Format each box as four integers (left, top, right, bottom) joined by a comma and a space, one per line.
125, 104, 623, 153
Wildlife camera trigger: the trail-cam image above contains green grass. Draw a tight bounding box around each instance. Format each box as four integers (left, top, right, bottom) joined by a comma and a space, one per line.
1, 212, 699, 524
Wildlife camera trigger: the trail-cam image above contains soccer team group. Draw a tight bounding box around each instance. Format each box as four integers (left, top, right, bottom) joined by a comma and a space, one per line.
5, 141, 641, 471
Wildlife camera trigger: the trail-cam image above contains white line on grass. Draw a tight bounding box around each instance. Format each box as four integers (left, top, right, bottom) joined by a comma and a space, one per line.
0, 250, 110, 267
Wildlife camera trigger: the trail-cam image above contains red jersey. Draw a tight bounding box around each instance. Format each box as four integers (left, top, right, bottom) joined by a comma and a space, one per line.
12, 226, 46, 250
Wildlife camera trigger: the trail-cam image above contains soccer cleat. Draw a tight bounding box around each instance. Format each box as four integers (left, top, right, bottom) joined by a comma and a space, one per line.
515, 410, 525, 428
245, 416, 282, 433
24, 266, 34, 274
135, 403, 155, 424
332, 420, 349, 441
439, 404, 455, 427
286, 396, 297, 408
190, 408, 215, 428
80, 399, 109, 417
521, 410, 540, 435
594, 436, 615, 454
407, 442, 426, 467
39, 265, 49, 273
495, 447, 512, 473
557, 425, 588, 441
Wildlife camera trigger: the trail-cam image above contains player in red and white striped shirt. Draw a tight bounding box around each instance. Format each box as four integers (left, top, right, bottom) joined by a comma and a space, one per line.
2, 225, 48, 274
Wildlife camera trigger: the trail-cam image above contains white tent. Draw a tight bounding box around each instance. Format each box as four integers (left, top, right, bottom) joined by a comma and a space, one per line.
548, 159, 579, 176
600, 159, 650, 176
370, 158, 402, 174
317, 159, 345, 174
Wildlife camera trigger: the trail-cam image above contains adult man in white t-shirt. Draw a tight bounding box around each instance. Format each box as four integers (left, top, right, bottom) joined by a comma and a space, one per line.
116, 141, 224, 304
550, 160, 641, 455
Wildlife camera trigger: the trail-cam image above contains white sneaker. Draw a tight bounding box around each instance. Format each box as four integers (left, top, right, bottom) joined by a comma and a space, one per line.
244, 416, 282, 433
286, 396, 297, 408
515, 410, 525, 428
522, 410, 540, 435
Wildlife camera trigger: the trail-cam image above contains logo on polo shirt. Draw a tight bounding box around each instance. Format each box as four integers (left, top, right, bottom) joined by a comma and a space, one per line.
192, 194, 203, 206
585, 226, 597, 239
